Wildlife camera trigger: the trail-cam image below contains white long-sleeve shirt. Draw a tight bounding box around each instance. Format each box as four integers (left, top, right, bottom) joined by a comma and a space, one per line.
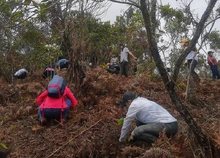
119, 97, 177, 142
186, 50, 198, 61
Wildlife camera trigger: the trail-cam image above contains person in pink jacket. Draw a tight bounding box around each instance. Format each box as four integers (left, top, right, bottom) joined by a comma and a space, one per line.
207, 51, 220, 80
36, 85, 78, 125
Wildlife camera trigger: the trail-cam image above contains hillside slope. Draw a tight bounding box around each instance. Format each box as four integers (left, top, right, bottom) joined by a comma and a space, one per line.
0, 67, 219, 158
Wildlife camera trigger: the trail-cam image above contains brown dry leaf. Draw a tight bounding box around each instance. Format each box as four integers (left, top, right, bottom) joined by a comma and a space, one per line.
32, 125, 44, 131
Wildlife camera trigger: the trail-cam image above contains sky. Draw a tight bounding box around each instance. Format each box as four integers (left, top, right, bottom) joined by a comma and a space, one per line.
99, 2, 129, 24
101, 1, 219, 27
100, 1, 220, 60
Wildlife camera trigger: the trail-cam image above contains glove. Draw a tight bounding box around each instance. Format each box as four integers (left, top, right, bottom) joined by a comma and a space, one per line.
119, 137, 126, 142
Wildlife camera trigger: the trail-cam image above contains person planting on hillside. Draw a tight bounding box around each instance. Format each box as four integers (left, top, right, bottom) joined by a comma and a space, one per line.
119, 44, 137, 77
36, 75, 78, 125
14, 68, 28, 79
42, 65, 55, 79
207, 51, 220, 80
181, 39, 200, 83
56, 58, 69, 71
119, 92, 178, 144
106, 52, 120, 74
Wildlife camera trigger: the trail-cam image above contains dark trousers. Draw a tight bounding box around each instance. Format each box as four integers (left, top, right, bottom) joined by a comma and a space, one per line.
120, 61, 128, 77
210, 65, 220, 80
187, 59, 200, 82
133, 120, 178, 144
106, 68, 119, 74
38, 99, 71, 121
15, 72, 27, 79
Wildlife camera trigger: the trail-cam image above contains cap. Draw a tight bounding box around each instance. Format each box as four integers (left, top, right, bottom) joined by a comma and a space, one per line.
121, 92, 136, 107
181, 38, 189, 46
208, 51, 214, 54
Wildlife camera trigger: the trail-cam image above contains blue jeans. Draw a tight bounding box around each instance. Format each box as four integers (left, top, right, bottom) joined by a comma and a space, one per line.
210, 65, 220, 80
38, 99, 71, 121
133, 121, 178, 144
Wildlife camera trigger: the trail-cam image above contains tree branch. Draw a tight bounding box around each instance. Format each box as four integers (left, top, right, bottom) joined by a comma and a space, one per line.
173, 0, 218, 82
109, 0, 140, 9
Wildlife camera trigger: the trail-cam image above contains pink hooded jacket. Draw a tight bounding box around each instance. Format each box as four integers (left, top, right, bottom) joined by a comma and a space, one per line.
36, 86, 78, 110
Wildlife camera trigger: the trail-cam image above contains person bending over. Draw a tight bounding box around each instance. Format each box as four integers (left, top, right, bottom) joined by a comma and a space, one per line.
119, 92, 178, 144
36, 76, 78, 125
56, 58, 69, 71
14, 68, 28, 79
42, 65, 55, 79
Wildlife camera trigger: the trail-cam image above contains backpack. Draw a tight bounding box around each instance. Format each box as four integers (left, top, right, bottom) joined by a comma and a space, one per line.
47, 75, 66, 98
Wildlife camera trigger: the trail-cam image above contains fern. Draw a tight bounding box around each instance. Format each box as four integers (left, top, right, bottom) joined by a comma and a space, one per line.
101, 63, 108, 69
140, 147, 172, 158
0, 143, 8, 149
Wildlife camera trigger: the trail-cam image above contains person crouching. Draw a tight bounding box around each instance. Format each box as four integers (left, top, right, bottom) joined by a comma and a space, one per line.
36, 78, 78, 125
119, 92, 178, 144
14, 68, 28, 79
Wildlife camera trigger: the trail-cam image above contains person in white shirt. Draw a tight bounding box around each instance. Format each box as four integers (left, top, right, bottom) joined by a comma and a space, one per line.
119, 44, 137, 77
181, 39, 200, 83
14, 68, 28, 79
119, 92, 178, 144
107, 53, 120, 74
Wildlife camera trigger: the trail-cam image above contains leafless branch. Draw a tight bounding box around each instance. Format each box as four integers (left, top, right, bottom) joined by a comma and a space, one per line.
109, 0, 140, 9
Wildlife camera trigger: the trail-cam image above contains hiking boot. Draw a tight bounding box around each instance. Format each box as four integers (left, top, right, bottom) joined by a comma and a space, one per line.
61, 119, 66, 124
39, 118, 47, 126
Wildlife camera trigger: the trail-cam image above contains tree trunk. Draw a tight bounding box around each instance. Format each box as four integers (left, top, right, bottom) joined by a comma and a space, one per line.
139, 0, 219, 157
68, 46, 86, 92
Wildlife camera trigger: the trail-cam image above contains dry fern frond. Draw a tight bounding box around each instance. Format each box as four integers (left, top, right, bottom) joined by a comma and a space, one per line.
139, 147, 172, 158
121, 146, 144, 157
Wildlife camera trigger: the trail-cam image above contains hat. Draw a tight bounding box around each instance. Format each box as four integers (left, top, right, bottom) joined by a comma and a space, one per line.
121, 92, 136, 107
208, 51, 214, 54
181, 38, 189, 46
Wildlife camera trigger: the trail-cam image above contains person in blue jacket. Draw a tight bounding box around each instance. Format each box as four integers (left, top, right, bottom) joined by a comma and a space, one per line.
119, 92, 178, 144
56, 59, 69, 70
42, 65, 55, 79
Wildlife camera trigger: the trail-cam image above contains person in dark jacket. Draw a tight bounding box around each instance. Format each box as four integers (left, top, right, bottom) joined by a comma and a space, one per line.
42, 65, 55, 79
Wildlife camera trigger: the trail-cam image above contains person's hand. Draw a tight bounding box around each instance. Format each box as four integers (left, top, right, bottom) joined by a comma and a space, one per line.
128, 135, 134, 141
134, 56, 137, 60
119, 138, 125, 142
